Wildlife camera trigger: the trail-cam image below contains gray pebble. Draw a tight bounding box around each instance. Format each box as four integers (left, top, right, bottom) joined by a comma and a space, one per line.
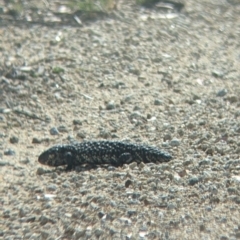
94, 229, 103, 237
217, 89, 228, 97
127, 209, 137, 216
125, 179, 133, 188
32, 137, 42, 144
36, 168, 46, 175
50, 127, 59, 135
19, 207, 29, 217
73, 119, 82, 125
106, 101, 115, 110
19, 158, 30, 165
19, 216, 36, 223
167, 202, 177, 210
58, 125, 68, 133
205, 206, 212, 212
4, 149, 15, 156
10, 136, 19, 144
188, 176, 200, 186
74, 229, 85, 238
41, 231, 50, 239
227, 95, 237, 103
170, 139, 180, 147
0, 161, 10, 166
220, 235, 229, 240
77, 131, 87, 138
198, 158, 212, 166
129, 162, 138, 169
212, 69, 224, 78
46, 184, 58, 192
128, 66, 140, 75
154, 99, 163, 105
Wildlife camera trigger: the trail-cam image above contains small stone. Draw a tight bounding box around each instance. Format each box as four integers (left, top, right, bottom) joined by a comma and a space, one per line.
32, 137, 42, 144
19, 216, 36, 223
98, 212, 105, 219
186, 122, 195, 129
127, 209, 137, 216
138, 75, 146, 82
167, 203, 176, 210
217, 89, 228, 97
3, 210, 10, 218
41, 231, 50, 239
107, 166, 116, 171
50, 127, 59, 135
10, 136, 19, 144
74, 229, 85, 238
64, 226, 75, 236
129, 162, 138, 169
205, 206, 212, 212
58, 125, 68, 133
0, 161, 9, 166
170, 139, 180, 147
163, 133, 172, 141
106, 101, 115, 110
73, 119, 82, 125
188, 176, 199, 186
18, 207, 29, 218
235, 232, 240, 238
98, 129, 111, 139
36, 168, 46, 175
46, 184, 58, 192
138, 162, 145, 169
4, 149, 15, 156
154, 99, 163, 105
198, 159, 212, 166
94, 229, 103, 237
125, 179, 133, 188
129, 66, 140, 76
0, 115, 5, 122
212, 69, 224, 78
199, 224, 205, 231
227, 95, 237, 103
220, 236, 228, 240
39, 215, 53, 225
177, 169, 187, 177
77, 131, 86, 139
20, 158, 30, 165
198, 120, 206, 126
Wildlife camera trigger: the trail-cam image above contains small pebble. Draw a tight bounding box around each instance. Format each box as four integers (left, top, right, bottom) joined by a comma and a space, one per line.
32, 137, 42, 144
188, 176, 200, 186
212, 69, 224, 78
50, 127, 59, 135
0, 161, 9, 166
154, 99, 163, 105
170, 139, 180, 147
4, 149, 15, 156
10, 136, 19, 144
106, 101, 115, 110
217, 89, 228, 97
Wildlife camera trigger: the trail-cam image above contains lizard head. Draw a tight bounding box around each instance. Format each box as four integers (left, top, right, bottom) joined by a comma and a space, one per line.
38, 145, 73, 167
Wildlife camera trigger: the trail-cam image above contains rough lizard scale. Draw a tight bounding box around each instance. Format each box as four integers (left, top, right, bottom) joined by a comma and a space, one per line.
38, 140, 172, 170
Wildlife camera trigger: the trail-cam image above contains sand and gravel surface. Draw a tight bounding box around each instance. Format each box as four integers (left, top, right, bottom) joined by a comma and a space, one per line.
0, 0, 240, 239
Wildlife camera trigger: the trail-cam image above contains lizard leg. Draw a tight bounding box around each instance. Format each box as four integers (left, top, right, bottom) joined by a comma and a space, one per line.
63, 152, 74, 170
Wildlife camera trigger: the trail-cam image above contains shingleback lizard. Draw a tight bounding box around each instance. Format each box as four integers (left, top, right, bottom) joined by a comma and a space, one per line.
38, 140, 172, 170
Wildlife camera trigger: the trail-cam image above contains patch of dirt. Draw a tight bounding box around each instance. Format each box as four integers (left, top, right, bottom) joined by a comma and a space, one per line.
0, 0, 240, 239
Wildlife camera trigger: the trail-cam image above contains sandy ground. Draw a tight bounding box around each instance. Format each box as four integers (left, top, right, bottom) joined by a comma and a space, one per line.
0, 0, 240, 239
